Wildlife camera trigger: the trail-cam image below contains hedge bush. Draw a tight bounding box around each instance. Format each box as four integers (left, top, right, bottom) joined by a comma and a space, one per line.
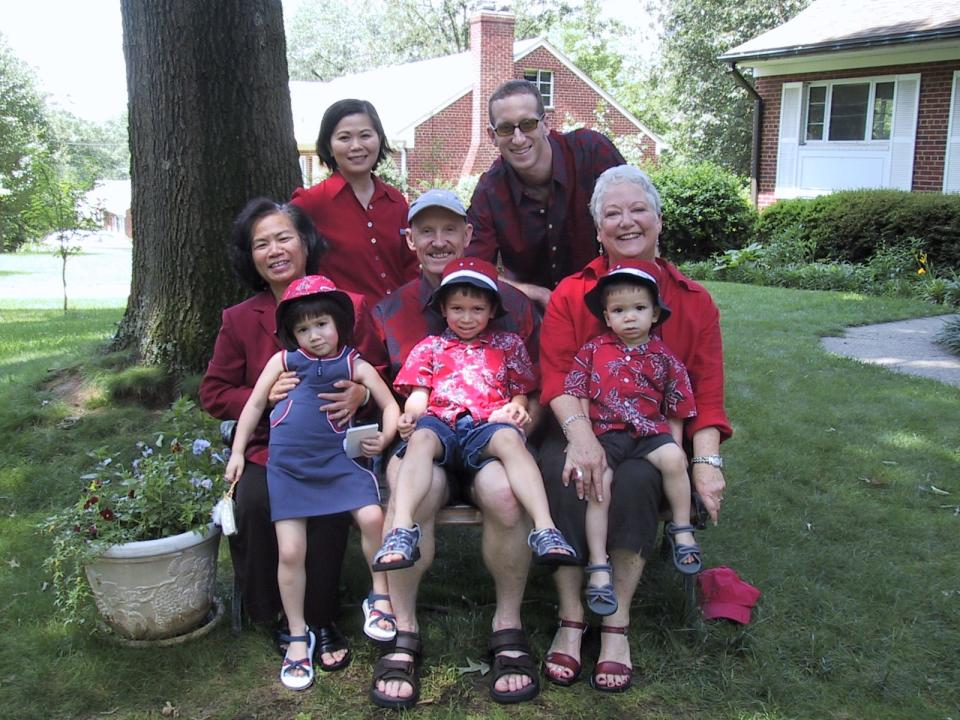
649, 161, 757, 262
758, 190, 960, 270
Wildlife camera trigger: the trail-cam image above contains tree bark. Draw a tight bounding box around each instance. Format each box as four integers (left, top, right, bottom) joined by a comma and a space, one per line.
116, 0, 302, 372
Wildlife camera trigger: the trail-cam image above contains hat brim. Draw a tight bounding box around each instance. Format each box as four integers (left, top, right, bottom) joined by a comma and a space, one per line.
428, 279, 507, 319
701, 601, 752, 624
275, 289, 355, 351
584, 276, 671, 326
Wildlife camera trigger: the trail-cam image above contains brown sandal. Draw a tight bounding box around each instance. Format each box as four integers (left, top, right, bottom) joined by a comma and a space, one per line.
370, 631, 422, 709
543, 619, 588, 686
488, 628, 540, 704
589, 625, 633, 693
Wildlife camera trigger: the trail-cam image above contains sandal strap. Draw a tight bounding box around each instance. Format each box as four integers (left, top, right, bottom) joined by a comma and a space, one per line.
282, 657, 312, 673
367, 592, 392, 604
528, 527, 575, 555
558, 618, 588, 630
667, 522, 696, 535
599, 625, 629, 635
394, 630, 422, 657
594, 660, 633, 674
585, 563, 613, 574
373, 656, 416, 682
278, 632, 310, 644
488, 628, 531, 654
374, 525, 421, 563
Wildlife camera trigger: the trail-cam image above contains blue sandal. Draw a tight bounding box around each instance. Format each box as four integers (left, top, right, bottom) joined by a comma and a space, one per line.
666, 522, 702, 575
278, 627, 316, 691
372, 525, 421, 572
585, 563, 618, 616
362, 592, 397, 642
527, 527, 579, 566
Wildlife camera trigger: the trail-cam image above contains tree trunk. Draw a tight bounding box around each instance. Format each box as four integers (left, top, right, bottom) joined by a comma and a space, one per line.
116, 0, 302, 372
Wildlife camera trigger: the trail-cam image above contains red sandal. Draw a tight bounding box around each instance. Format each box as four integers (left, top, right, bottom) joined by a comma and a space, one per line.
543, 618, 589, 686
589, 625, 633, 693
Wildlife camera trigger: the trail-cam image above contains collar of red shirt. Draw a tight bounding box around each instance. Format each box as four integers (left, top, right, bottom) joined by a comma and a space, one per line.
595, 330, 667, 353
440, 326, 494, 347
417, 274, 438, 312
503, 130, 569, 205
326, 170, 403, 205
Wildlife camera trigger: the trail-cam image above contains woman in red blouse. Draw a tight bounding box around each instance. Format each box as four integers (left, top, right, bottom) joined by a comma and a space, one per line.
291, 99, 418, 308
538, 165, 732, 693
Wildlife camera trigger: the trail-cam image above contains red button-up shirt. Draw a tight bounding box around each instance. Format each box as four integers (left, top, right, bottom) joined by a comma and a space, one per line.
565, 332, 697, 438
394, 329, 537, 427
290, 172, 418, 308
541, 256, 732, 441
372, 274, 540, 382
466, 129, 624, 289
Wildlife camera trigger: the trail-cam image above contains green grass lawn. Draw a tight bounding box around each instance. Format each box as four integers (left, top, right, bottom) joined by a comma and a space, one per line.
0, 285, 957, 720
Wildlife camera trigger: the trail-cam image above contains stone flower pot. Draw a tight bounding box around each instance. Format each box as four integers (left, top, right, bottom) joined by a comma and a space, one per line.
84, 523, 221, 640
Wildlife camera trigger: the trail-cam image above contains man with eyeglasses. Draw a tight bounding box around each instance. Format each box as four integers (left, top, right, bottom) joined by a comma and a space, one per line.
466, 80, 625, 308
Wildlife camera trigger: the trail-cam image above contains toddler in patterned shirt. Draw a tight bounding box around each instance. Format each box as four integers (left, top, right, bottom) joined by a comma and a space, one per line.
564, 263, 701, 618
373, 258, 577, 571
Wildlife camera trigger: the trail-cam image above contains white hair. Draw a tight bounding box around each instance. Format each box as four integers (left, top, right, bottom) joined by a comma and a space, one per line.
589, 165, 662, 227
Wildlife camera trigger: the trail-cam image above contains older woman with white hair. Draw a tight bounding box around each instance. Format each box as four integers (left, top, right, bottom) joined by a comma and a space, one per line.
537, 165, 733, 693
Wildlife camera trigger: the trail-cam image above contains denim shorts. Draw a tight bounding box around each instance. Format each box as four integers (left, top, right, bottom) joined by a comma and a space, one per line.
397, 414, 524, 473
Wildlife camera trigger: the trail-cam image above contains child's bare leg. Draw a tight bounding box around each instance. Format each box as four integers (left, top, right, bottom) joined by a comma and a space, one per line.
585, 467, 614, 586
353, 504, 394, 632
484, 427, 556, 530
275, 518, 310, 671
379, 428, 442, 565
647, 443, 696, 547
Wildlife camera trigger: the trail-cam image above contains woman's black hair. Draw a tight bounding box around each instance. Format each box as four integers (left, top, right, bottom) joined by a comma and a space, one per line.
228, 198, 329, 293
315, 99, 392, 172
278, 296, 354, 352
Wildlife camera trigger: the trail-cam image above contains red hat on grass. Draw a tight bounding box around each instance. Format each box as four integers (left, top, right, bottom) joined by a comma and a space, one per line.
428, 257, 507, 318
698, 566, 761, 624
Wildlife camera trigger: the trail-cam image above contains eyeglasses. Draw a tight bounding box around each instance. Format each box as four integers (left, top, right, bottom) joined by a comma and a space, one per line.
491, 115, 545, 138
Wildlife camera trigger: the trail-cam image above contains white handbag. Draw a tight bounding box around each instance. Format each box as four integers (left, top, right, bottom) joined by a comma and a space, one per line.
213, 479, 239, 536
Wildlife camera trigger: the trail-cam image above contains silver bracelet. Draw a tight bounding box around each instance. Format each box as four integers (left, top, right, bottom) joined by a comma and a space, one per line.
560, 412, 588, 438
362, 387, 372, 407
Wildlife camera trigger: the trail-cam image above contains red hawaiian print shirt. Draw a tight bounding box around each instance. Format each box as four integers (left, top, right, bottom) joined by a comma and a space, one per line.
466, 128, 624, 289
564, 332, 697, 438
394, 329, 537, 427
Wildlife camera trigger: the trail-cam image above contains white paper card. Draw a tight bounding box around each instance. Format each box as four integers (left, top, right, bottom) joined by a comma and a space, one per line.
343, 423, 380, 458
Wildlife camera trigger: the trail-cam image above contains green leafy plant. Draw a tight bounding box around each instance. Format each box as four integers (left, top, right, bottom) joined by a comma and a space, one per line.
936, 316, 960, 354
40, 397, 224, 622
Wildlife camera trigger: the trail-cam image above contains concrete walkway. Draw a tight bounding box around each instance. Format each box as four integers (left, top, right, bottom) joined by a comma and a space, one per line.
821, 314, 960, 388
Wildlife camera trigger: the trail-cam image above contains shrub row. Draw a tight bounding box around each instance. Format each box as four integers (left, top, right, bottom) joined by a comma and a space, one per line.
758, 190, 960, 271
650, 162, 756, 262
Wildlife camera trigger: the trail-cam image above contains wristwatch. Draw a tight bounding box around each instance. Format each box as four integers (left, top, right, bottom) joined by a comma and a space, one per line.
691, 455, 724, 469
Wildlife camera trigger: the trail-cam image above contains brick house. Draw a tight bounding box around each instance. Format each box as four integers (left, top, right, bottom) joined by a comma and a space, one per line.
289, 10, 664, 189
719, 0, 960, 208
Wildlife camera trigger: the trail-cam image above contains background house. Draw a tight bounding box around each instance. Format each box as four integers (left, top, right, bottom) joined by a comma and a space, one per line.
84, 179, 132, 237
720, 0, 960, 207
290, 10, 664, 190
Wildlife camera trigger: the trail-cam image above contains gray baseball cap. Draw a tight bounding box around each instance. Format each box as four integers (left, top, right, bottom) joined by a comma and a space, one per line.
407, 188, 467, 222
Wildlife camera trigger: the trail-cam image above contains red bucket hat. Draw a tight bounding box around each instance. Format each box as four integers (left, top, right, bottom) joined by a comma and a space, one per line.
428, 257, 507, 318
584, 260, 671, 326
697, 566, 761, 624
275, 275, 355, 351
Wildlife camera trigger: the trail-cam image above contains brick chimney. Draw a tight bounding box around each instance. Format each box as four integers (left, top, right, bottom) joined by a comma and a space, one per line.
461, 10, 516, 177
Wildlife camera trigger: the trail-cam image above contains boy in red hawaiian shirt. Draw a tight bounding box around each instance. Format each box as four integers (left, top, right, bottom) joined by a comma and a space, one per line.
564, 263, 700, 617
373, 258, 576, 571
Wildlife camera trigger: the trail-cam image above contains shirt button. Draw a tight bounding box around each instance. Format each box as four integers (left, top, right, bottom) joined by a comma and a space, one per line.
622, 377, 628, 382
548, 224, 553, 229
386, 290, 391, 295
551, 245, 557, 252
625, 355, 631, 361
539, 209, 545, 214
367, 221, 373, 228
368, 204, 374, 210
380, 272, 386, 278
371, 238, 377, 244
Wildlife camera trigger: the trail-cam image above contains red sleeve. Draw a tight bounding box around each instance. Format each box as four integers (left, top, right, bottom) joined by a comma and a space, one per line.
351, 295, 388, 377
663, 353, 697, 421
563, 341, 594, 400
682, 297, 731, 440
465, 181, 499, 264
539, 278, 585, 405
199, 308, 253, 421
393, 337, 436, 393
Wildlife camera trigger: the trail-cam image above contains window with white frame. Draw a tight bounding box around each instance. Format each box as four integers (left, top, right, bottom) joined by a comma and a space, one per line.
523, 69, 554, 108
802, 79, 896, 142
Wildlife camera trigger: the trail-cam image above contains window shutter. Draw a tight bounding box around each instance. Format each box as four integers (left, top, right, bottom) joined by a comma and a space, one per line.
944, 71, 960, 193
775, 82, 803, 196
888, 74, 920, 190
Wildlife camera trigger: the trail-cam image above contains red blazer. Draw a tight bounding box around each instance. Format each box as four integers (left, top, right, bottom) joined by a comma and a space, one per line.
199, 289, 388, 465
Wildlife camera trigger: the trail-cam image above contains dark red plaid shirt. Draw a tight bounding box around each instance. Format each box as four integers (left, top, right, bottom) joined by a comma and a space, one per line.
466, 129, 625, 289
372, 274, 540, 382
